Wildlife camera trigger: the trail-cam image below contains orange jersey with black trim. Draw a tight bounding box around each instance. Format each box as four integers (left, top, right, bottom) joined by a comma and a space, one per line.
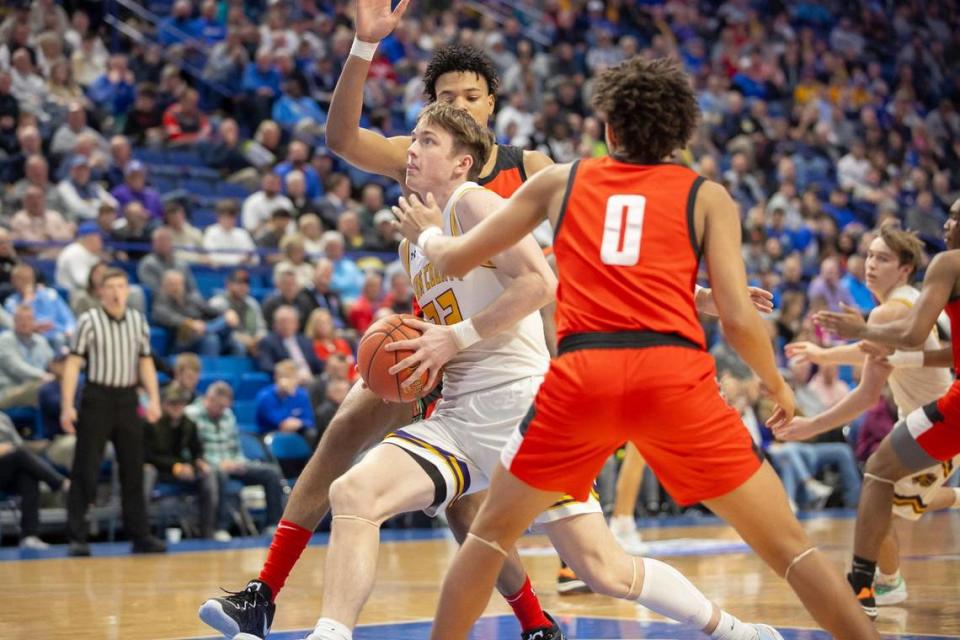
552, 157, 707, 348
479, 144, 526, 197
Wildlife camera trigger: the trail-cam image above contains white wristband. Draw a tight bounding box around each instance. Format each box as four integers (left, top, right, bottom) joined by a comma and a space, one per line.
886, 350, 924, 368
451, 318, 482, 351
417, 226, 442, 251
350, 36, 380, 61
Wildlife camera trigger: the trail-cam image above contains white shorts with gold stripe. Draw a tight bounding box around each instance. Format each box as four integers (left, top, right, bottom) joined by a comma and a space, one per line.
381, 375, 601, 523
892, 455, 959, 521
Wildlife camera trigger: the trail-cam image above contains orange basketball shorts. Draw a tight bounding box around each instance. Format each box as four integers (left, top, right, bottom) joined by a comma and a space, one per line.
502, 343, 762, 506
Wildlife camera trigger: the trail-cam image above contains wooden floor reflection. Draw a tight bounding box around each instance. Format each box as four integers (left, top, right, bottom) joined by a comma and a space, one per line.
4, 511, 959, 639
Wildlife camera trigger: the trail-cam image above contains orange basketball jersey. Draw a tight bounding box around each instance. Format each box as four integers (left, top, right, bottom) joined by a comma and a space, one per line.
553, 157, 707, 349
479, 144, 526, 197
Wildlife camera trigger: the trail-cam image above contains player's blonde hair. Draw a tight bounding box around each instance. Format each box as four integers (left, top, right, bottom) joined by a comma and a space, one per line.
416, 102, 494, 180
878, 224, 924, 278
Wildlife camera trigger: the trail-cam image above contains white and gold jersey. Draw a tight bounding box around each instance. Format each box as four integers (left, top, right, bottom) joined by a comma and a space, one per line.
399, 181, 549, 398
886, 285, 953, 418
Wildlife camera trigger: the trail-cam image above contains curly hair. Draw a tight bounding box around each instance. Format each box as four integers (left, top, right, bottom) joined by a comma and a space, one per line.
590, 57, 699, 164
423, 44, 500, 102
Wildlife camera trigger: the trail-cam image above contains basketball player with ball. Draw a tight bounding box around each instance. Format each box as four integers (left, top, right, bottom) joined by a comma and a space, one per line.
302, 101, 783, 640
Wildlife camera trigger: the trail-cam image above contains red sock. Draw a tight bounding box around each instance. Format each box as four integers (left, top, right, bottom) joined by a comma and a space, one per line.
504, 576, 552, 632
258, 519, 313, 600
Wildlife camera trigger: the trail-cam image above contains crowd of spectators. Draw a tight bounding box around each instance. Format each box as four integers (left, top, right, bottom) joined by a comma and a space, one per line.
1, 0, 959, 544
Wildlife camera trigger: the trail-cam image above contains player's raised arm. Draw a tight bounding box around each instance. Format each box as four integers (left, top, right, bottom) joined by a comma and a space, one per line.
817, 252, 960, 348
395, 164, 572, 277
699, 180, 794, 427
325, 0, 411, 182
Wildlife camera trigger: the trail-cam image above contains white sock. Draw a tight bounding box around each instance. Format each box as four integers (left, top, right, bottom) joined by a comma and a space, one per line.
710, 610, 760, 640
952, 488, 960, 508
636, 557, 714, 629
876, 568, 901, 586
309, 617, 352, 640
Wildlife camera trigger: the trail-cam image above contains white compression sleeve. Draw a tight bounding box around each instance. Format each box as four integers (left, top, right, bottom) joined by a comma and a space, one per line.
636, 557, 714, 628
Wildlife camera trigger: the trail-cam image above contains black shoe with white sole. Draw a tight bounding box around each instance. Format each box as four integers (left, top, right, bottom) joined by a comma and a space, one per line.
199, 579, 276, 639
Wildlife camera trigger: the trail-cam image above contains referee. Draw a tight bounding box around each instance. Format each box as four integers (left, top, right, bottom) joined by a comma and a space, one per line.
62, 268, 166, 556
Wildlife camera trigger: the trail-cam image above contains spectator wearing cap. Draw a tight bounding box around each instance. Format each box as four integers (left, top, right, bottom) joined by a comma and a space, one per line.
210, 270, 267, 355
4, 264, 76, 352
138, 226, 199, 296
163, 88, 212, 146
153, 270, 243, 356
111, 161, 164, 220
255, 208, 295, 257
365, 209, 401, 252
55, 222, 106, 295
241, 172, 294, 236
254, 359, 318, 445
57, 155, 118, 221
9, 185, 74, 258
0, 304, 55, 409
187, 381, 284, 540
143, 383, 218, 539
50, 101, 107, 160
162, 200, 205, 264
203, 200, 259, 267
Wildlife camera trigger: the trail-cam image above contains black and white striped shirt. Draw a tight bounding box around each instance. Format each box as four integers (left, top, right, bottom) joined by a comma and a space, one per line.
70, 307, 152, 388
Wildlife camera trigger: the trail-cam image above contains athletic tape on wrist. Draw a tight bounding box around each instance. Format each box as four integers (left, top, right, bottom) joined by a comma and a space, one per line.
350, 37, 379, 61
417, 226, 442, 251
452, 318, 482, 351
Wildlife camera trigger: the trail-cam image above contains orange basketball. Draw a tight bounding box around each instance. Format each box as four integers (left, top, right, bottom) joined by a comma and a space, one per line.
357, 314, 433, 403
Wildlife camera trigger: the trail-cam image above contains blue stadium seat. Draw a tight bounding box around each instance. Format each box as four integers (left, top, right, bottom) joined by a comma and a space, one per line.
238, 372, 272, 397
191, 208, 217, 229
237, 422, 260, 435
217, 183, 251, 199
194, 271, 228, 297
264, 432, 312, 481
233, 399, 257, 424
202, 356, 256, 374
239, 432, 271, 462
150, 327, 171, 357
197, 372, 239, 394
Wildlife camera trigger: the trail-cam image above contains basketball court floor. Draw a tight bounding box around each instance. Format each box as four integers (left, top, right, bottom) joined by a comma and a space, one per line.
4, 510, 958, 639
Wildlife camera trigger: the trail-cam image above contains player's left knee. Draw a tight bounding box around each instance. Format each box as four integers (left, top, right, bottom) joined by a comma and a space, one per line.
863, 449, 902, 483
562, 550, 622, 597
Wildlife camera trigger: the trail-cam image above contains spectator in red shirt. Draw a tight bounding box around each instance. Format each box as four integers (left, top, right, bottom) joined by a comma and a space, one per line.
346, 271, 383, 335
162, 88, 211, 145
305, 308, 355, 380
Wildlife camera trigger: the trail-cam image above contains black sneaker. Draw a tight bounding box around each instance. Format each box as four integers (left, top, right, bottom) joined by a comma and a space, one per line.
556, 565, 591, 595
68, 541, 91, 557
521, 611, 565, 640
199, 579, 276, 640
132, 536, 167, 554
847, 572, 878, 619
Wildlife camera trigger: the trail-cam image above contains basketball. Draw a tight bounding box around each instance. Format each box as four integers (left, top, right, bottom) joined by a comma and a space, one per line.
357, 314, 432, 403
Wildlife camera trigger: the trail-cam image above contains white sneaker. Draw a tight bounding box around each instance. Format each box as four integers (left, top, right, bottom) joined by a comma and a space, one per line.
875, 575, 908, 606
212, 530, 232, 542
19, 536, 50, 550
803, 479, 833, 509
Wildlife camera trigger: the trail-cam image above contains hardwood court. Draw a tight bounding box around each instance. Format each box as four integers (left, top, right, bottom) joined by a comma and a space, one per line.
4, 512, 959, 639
